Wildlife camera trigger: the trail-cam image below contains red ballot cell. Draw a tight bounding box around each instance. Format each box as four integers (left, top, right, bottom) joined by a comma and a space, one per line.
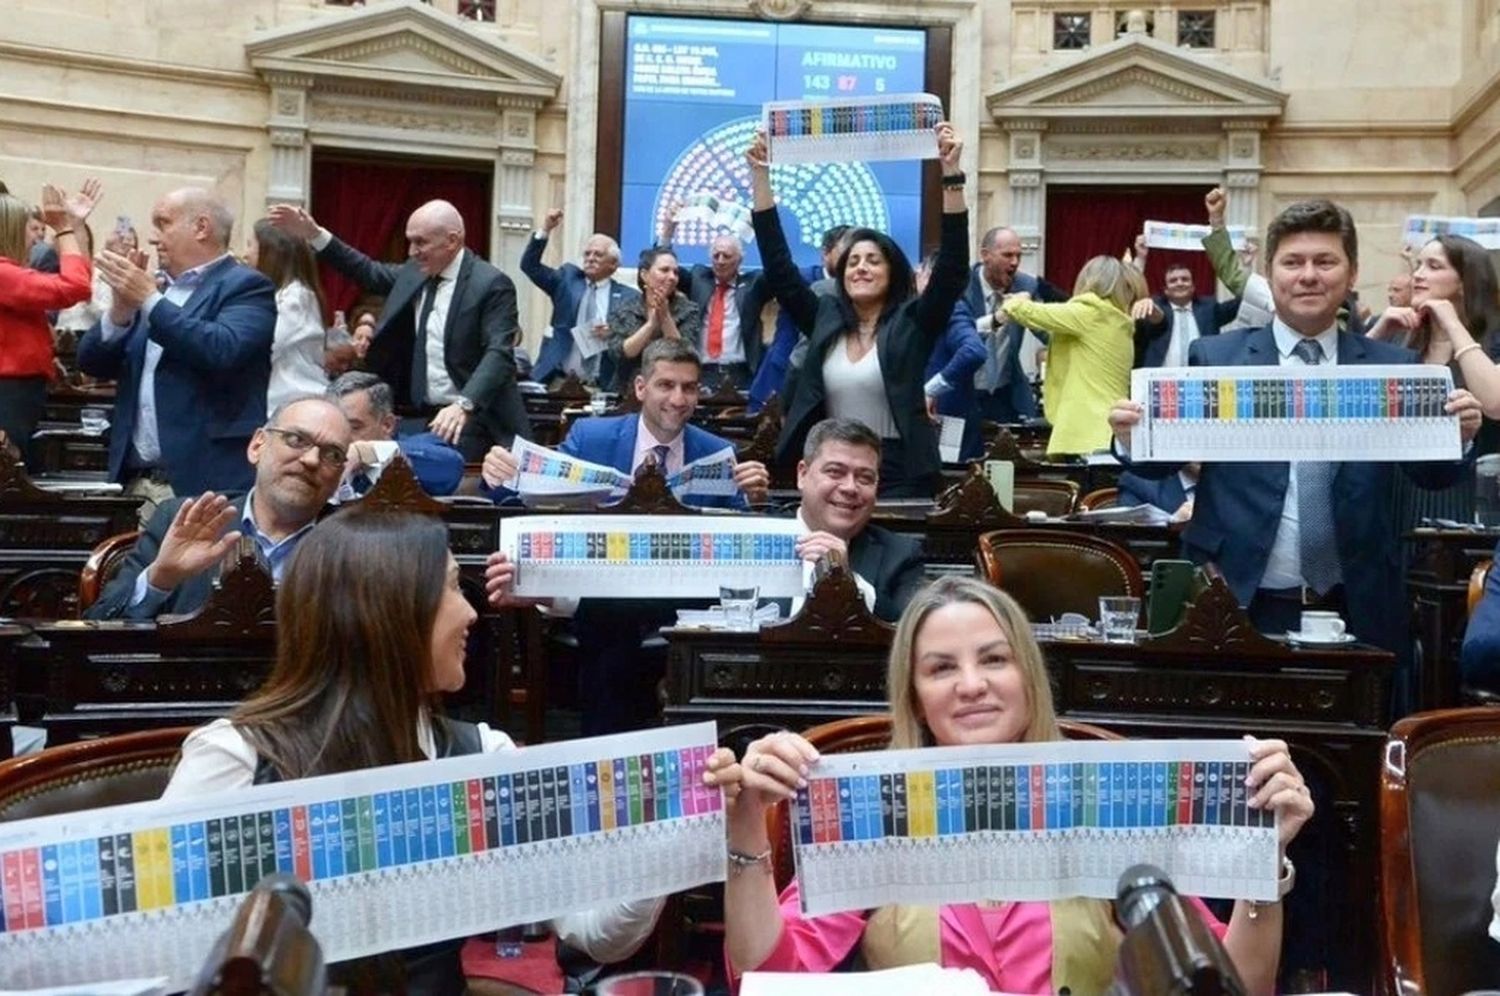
2, 851, 25, 930
19, 847, 43, 930
1030, 766, 1045, 830
292, 806, 312, 881
467, 780, 486, 852
1177, 762, 1194, 825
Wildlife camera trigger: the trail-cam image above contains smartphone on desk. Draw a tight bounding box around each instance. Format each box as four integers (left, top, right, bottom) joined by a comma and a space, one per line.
1147, 559, 1198, 635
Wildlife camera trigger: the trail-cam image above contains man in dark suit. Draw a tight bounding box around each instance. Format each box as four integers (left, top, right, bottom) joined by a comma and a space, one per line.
964, 226, 1066, 424
269, 200, 527, 461
1117, 464, 1197, 521
658, 215, 773, 389
86, 396, 351, 620
522, 207, 640, 386
1110, 199, 1483, 656
1133, 261, 1242, 368
81, 187, 277, 512
790, 417, 925, 623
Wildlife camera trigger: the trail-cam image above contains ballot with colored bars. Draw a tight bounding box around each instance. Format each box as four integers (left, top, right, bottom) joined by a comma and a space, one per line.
791, 739, 1280, 917
1128, 364, 1460, 463
0, 724, 725, 991
763, 92, 944, 165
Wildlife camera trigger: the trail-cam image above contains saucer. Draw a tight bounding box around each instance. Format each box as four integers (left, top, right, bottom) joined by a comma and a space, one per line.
1286, 631, 1356, 647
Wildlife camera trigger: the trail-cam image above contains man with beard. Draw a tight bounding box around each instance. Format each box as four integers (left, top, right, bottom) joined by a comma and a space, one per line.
86, 396, 352, 620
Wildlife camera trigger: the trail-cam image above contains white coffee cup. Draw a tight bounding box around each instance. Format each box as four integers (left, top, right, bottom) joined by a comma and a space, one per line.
1299, 611, 1346, 641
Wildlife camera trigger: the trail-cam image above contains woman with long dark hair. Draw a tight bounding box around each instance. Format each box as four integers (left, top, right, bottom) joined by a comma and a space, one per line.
248, 218, 330, 412
164, 511, 672, 993
746, 125, 969, 498
606, 245, 703, 392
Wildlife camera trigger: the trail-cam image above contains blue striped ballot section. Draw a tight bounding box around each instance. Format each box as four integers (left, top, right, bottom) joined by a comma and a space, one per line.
1401, 214, 1500, 251
764, 92, 943, 165
791, 739, 1280, 918
0, 723, 724, 992
1141, 220, 1255, 252
1128, 364, 1460, 463
500, 514, 806, 599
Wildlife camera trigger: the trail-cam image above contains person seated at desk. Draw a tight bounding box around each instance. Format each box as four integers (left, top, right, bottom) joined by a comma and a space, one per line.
479, 337, 769, 510
327, 370, 463, 500
792, 417, 926, 623
85, 395, 351, 620
1462, 539, 1500, 694
163, 511, 687, 994
705, 575, 1311, 995
1117, 463, 1199, 523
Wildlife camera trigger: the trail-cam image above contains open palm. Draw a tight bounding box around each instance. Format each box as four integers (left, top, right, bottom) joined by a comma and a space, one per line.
64, 178, 103, 223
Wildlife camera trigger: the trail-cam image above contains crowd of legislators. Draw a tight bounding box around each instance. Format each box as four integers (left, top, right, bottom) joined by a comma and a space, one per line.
2, 116, 1500, 992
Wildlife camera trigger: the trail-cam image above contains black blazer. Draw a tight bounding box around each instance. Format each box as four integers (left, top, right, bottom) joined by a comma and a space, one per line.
1133, 293, 1241, 368
319, 238, 530, 446
671, 261, 774, 372
753, 206, 969, 487
848, 522, 926, 623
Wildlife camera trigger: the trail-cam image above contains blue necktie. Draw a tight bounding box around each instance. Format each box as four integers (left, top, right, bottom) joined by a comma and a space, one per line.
651, 444, 670, 472
1292, 338, 1342, 595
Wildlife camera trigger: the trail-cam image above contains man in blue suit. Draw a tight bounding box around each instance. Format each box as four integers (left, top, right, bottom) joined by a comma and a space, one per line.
1133, 261, 1242, 368
481, 339, 770, 734
1462, 543, 1500, 693
327, 372, 464, 499
522, 208, 640, 386
1110, 199, 1483, 657
965, 226, 1065, 424
918, 254, 986, 461
81, 187, 276, 513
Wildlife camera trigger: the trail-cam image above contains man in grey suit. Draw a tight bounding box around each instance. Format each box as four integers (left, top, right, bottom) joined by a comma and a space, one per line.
270, 201, 528, 460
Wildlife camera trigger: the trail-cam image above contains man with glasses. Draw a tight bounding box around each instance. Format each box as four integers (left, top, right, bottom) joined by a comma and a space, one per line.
86, 396, 352, 620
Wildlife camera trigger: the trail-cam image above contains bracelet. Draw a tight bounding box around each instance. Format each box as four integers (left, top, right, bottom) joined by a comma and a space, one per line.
1245, 857, 1295, 920
940, 172, 966, 189
52, 229, 75, 237
726, 847, 772, 877
1454, 342, 1484, 362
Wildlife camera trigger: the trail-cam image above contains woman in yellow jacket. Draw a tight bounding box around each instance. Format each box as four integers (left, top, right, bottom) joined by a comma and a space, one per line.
1000, 255, 1145, 457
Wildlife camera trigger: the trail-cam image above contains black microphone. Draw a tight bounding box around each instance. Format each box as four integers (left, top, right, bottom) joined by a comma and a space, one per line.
1109, 864, 1248, 996
190, 873, 325, 996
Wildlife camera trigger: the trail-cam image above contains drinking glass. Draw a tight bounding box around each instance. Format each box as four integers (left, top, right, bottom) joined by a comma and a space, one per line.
598, 972, 704, 996
1098, 596, 1142, 643
719, 585, 759, 631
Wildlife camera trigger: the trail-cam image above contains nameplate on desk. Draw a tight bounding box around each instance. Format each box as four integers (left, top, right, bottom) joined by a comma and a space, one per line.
791, 739, 1279, 917
0, 724, 725, 991
499, 514, 805, 599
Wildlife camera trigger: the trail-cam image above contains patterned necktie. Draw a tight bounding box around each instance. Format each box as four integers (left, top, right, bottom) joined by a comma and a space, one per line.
976, 292, 1005, 392
651, 444, 670, 473
706, 283, 729, 360
1292, 338, 1342, 594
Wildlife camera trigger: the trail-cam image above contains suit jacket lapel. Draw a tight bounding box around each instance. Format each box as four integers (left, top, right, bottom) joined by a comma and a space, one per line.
444, 251, 474, 347
1243, 325, 1278, 363
613, 414, 640, 475
173, 256, 237, 323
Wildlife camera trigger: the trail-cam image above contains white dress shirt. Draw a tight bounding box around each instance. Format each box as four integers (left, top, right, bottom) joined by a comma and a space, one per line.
162, 716, 665, 963
422, 249, 466, 405
629, 417, 685, 476
1258, 318, 1341, 590
100, 253, 234, 467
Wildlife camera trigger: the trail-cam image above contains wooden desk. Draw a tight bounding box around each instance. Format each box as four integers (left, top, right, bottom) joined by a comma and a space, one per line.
663, 578, 1389, 992
31, 428, 110, 477
0, 622, 30, 759
0, 449, 142, 618
1406, 526, 1498, 709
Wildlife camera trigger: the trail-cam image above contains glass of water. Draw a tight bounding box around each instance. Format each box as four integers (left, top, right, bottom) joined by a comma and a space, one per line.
589, 392, 609, 416
598, 972, 704, 996
719, 585, 759, 631
1098, 596, 1142, 643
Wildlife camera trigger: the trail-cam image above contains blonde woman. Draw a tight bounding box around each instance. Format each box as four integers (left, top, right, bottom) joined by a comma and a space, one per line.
1000, 256, 1145, 457
707, 576, 1311, 995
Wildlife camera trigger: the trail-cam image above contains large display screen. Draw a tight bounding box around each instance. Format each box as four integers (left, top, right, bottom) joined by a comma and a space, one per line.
621, 15, 928, 269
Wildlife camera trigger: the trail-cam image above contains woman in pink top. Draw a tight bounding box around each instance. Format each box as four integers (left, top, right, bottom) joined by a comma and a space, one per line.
706, 576, 1313, 994
0, 178, 101, 463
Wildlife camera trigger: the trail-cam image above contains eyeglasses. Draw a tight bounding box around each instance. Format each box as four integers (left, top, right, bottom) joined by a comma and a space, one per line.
263, 427, 348, 468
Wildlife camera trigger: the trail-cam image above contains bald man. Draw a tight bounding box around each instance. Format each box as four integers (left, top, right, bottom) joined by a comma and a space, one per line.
80, 186, 277, 503
270, 199, 528, 459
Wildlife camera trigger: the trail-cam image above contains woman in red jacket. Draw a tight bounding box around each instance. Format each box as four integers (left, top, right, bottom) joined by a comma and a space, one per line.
0, 178, 100, 464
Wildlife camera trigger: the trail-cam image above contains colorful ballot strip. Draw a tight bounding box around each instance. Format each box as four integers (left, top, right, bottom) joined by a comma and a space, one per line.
764, 93, 943, 165
0, 724, 724, 991
667, 447, 740, 498
1142, 220, 1254, 252
502, 513, 806, 599
1401, 214, 1500, 251
791, 740, 1280, 917
1128, 364, 1460, 463
505, 437, 632, 499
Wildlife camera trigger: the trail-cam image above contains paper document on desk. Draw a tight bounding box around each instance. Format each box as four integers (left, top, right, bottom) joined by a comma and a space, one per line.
741, 964, 1002, 996
1075, 502, 1173, 525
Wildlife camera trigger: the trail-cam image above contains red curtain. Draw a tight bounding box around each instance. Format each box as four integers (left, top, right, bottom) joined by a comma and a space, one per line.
1043, 185, 1216, 299
308, 155, 493, 322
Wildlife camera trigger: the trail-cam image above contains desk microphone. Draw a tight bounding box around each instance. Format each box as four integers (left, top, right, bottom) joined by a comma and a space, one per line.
190, 873, 326, 996
1109, 864, 1247, 996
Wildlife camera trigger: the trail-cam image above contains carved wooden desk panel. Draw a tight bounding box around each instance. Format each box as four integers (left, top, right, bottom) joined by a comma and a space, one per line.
1406, 527, 1497, 710
0, 622, 30, 759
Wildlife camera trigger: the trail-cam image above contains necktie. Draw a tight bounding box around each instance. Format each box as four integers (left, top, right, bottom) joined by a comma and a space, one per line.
976, 293, 1007, 393
410, 275, 443, 408
1172, 308, 1192, 366
706, 283, 729, 360
1292, 338, 1342, 595
650, 444, 670, 473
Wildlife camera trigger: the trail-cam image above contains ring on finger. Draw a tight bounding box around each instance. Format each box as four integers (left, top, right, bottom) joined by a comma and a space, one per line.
751, 755, 764, 772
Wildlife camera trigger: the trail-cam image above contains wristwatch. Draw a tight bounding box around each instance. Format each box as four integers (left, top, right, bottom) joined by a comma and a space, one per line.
454, 396, 476, 414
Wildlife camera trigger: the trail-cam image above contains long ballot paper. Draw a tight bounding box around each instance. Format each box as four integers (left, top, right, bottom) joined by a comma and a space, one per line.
764, 93, 944, 165
791, 739, 1279, 917
500, 514, 805, 599
1129, 364, 1460, 463
1141, 220, 1254, 252
0, 724, 724, 991
504, 437, 632, 499
1401, 214, 1500, 251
